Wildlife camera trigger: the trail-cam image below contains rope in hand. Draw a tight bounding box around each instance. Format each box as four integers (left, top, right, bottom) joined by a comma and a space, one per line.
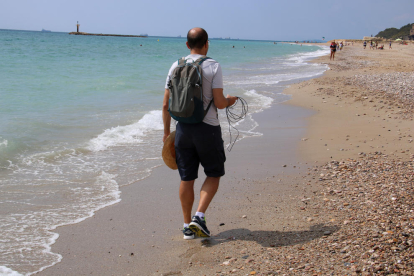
225, 96, 248, 151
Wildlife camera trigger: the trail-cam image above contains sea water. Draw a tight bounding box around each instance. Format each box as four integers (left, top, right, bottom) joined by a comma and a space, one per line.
0, 29, 329, 275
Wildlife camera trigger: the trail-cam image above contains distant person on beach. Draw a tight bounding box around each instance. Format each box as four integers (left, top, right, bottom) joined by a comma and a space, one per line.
330, 41, 337, 60
163, 27, 237, 240
363, 41, 367, 49
389, 41, 392, 49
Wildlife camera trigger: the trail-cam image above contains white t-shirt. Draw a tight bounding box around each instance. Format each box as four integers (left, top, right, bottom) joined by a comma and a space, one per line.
165, 54, 223, 126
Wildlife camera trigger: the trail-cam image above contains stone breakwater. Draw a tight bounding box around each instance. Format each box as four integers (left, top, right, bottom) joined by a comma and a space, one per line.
68, 32, 147, 38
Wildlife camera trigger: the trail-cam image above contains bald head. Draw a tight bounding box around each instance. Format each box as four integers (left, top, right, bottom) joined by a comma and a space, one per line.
187, 27, 208, 50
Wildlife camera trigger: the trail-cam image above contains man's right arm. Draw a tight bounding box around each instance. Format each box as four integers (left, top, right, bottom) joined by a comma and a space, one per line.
162, 88, 171, 143
163, 62, 177, 143
213, 88, 237, 109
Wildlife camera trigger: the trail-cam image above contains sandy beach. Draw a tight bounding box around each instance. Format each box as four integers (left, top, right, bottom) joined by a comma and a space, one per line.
38, 43, 413, 276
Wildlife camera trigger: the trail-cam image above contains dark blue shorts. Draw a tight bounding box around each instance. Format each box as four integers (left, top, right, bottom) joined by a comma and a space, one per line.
175, 122, 226, 181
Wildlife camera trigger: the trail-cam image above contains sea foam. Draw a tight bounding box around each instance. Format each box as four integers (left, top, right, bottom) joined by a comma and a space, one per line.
87, 110, 163, 152
0, 266, 23, 276
0, 139, 8, 148
285, 47, 330, 65
244, 90, 273, 110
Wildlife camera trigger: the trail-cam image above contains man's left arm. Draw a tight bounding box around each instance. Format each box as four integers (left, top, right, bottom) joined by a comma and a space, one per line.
162, 88, 171, 143
211, 63, 237, 109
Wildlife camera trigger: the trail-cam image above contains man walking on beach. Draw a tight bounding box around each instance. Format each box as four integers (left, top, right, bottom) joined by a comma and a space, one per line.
162, 27, 237, 240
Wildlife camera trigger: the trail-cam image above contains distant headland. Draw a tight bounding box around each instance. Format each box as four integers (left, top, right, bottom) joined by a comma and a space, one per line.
69, 32, 147, 38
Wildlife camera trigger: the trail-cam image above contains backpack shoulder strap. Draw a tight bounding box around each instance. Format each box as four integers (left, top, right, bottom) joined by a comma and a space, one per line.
196, 56, 214, 117
177, 57, 186, 66
194, 56, 210, 65
203, 99, 214, 118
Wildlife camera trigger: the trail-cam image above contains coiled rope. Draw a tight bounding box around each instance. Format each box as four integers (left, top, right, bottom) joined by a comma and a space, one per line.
225, 97, 248, 151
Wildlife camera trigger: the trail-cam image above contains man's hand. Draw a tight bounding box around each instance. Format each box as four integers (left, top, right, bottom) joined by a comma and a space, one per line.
163, 132, 170, 143
226, 95, 238, 107
213, 89, 238, 109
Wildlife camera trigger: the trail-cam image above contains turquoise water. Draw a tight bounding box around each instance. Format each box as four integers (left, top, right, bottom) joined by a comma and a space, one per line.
0, 29, 329, 275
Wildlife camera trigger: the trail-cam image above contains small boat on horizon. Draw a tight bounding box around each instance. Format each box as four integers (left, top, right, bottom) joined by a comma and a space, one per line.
41, 29, 51, 32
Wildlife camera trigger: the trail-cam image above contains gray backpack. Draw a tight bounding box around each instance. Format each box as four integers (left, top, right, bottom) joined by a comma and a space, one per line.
168, 56, 213, 124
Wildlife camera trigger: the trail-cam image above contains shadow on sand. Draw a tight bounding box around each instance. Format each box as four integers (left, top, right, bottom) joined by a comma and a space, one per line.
201, 223, 340, 248
159, 224, 340, 275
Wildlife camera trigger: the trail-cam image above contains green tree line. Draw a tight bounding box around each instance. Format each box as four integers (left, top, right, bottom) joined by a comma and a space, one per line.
376, 23, 413, 39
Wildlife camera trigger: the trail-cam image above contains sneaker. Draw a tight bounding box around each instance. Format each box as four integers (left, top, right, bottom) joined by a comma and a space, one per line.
183, 227, 195, 240
189, 216, 211, 237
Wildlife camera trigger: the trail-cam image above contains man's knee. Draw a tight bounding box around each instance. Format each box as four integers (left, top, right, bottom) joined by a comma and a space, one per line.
181, 180, 195, 187
204, 176, 220, 186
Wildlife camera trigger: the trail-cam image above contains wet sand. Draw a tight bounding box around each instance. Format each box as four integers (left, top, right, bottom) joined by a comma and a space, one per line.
38, 101, 314, 275
39, 43, 414, 275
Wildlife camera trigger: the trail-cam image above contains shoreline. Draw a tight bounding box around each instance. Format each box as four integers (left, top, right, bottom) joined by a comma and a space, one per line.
38, 43, 413, 275
38, 102, 315, 276
1, 36, 326, 276
36, 45, 326, 275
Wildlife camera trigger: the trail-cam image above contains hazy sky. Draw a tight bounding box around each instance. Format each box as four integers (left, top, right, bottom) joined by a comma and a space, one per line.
1, 0, 413, 41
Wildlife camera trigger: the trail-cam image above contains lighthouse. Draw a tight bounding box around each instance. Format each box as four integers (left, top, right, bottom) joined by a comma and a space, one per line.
76, 21, 80, 33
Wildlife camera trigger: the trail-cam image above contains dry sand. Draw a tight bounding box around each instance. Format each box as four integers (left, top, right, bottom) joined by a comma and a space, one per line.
38, 43, 414, 276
